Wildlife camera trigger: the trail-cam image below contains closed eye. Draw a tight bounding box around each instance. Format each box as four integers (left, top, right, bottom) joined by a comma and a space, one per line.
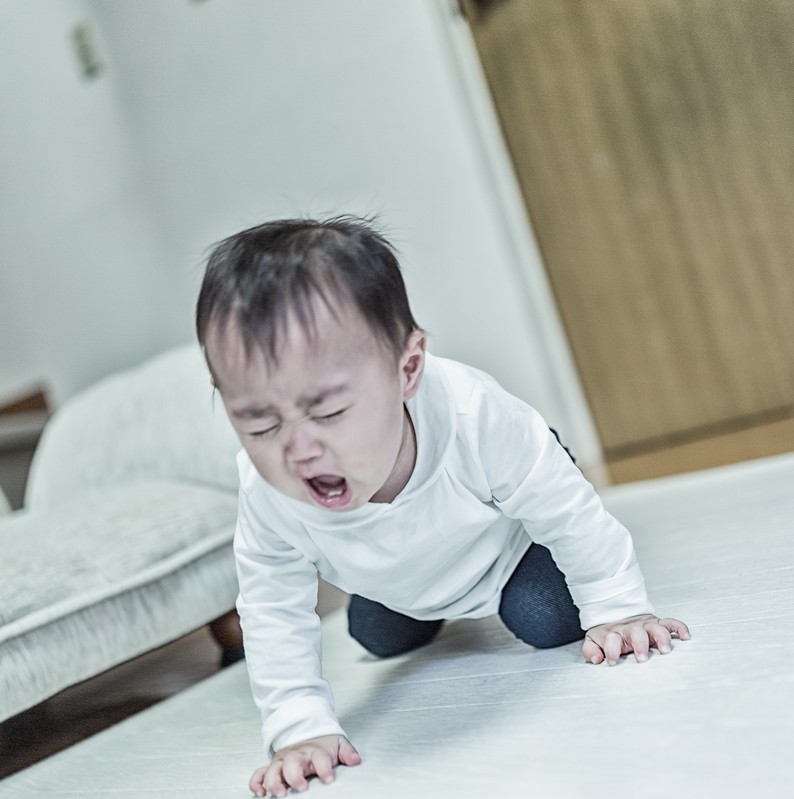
313, 407, 349, 424
249, 423, 280, 438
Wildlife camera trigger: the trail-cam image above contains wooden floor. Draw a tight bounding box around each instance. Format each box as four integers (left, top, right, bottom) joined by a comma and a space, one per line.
1, 453, 792, 798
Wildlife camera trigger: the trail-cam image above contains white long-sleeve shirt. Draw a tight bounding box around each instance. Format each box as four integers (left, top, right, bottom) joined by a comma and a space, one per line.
234, 353, 653, 755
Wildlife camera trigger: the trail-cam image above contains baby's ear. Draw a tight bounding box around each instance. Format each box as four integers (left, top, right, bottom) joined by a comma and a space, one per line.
401, 329, 426, 400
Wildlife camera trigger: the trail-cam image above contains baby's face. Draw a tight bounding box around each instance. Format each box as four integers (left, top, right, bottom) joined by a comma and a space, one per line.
206, 300, 424, 511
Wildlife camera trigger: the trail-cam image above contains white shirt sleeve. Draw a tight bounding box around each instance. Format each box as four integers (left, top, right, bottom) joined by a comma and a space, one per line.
235, 485, 345, 756
475, 379, 654, 630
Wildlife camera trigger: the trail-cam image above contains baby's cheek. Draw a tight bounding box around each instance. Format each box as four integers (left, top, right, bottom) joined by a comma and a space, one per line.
248, 449, 283, 484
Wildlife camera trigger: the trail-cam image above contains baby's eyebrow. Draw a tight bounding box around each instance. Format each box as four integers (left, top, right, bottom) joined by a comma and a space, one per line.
230, 405, 277, 420
302, 384, 350, 408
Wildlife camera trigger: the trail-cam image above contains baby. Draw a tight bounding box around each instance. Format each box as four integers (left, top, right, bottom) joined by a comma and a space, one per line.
196, 217, 689, 797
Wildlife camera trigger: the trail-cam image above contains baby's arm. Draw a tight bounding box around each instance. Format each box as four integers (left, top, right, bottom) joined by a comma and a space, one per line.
234, 485, 352, 788
475, 388, 690, 647
250, 735, 362, 798
583, 613, 690, 665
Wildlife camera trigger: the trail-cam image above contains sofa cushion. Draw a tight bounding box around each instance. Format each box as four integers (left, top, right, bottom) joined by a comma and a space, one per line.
25, 346, 241, 512
0, 480, 238, 721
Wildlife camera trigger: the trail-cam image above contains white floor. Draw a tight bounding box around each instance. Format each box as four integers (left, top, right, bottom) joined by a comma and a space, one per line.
2, 454, 793, 798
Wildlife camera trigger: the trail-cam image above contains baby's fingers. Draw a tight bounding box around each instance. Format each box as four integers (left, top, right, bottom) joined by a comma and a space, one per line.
249, 766, 268, 797
338, 739, 362, 768
264, 761, 294, 798
309, 749, 336, 785
628, 624, 651, 662
659, 617, 691, 641
582, 635, 605, 665
602, 630, 624, 666
282, 756, 311, 793
640, 619, 674, 655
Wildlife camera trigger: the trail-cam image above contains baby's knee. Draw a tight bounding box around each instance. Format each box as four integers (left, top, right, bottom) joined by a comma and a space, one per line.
348, 618, 444, 658
347, 598, 443, 658
509, 623, 584, 650
499, 603, 584, 650
347, 623, 416, 658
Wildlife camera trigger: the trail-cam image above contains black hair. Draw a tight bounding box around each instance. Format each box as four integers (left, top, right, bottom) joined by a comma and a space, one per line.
195, 216, 419, 367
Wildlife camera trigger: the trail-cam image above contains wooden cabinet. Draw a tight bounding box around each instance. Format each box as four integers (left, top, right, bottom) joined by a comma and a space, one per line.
463, 0, 794, 477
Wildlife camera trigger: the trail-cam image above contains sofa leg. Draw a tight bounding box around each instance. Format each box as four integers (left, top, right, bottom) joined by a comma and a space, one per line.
209, 610, 244, 667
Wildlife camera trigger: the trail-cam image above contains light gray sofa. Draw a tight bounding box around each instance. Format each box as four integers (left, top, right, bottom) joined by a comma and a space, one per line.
0, 345, 242, 722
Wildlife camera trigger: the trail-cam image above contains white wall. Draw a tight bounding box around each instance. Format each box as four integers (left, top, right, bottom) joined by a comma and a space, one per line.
0, 0, 601, 468
0, 0, 185, 403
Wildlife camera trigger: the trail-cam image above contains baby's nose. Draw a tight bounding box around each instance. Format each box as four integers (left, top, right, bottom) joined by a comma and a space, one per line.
284, 424, 323, 462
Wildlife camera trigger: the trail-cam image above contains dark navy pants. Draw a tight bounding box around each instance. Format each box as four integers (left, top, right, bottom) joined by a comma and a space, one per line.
347, 429, 584, 657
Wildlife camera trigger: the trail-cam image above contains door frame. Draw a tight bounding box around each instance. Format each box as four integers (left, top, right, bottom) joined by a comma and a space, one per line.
431, 0, 608, 482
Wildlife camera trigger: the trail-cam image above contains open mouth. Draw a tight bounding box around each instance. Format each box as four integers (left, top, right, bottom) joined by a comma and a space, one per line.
304, 475, 352, 509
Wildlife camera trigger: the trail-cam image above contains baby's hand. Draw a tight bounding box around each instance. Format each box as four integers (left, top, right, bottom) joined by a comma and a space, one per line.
583, 614, 690, 666
249, 734, 361, 797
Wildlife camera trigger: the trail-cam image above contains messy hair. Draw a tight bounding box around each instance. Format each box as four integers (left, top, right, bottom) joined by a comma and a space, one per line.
195, 216, 419, 366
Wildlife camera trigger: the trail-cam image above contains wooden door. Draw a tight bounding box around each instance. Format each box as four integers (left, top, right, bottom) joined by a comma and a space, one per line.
463, 0, 794, 470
